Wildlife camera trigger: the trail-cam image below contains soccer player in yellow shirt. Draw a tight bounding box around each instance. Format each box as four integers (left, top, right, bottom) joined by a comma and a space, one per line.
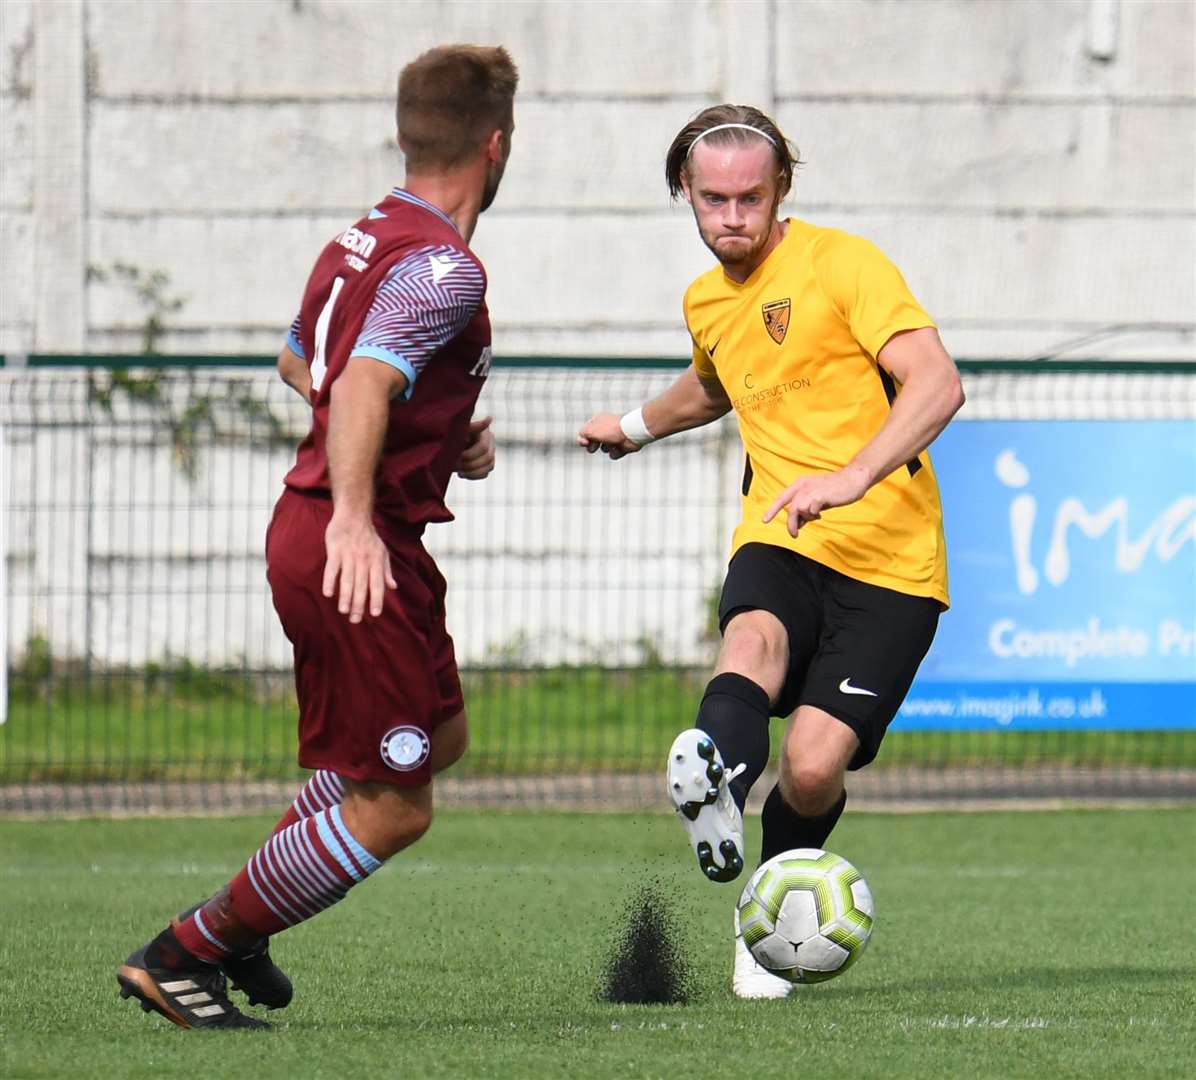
578, 104, 964, 999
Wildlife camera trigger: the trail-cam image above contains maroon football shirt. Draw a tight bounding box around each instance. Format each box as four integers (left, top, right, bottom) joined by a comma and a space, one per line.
283, 188, 492, 526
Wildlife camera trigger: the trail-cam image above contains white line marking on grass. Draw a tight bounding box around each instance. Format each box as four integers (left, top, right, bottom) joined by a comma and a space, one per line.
884, 863, 1069, 880
3, 861, 236, 878
900, 1015, 1171, 1032
902, 1015, 1052, 1031
951, 867, 1031, 879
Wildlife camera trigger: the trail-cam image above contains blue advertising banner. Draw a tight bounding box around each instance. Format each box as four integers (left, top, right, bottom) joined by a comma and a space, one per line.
898, 420, 1196, 730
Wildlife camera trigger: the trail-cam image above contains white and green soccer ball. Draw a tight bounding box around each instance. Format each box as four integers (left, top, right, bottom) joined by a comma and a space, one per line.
737, 848, 874, 984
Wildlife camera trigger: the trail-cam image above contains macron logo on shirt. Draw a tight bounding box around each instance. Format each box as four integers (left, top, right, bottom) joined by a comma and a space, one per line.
337, 227, 376, 258
429, 254, 458, 284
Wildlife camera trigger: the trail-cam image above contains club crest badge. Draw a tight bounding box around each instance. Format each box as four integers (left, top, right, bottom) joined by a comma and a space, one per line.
762, 298, 791, 345
380, 725, 431, 772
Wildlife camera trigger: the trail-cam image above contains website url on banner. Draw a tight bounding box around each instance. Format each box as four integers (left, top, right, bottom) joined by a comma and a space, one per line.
899, 688, 1108, 726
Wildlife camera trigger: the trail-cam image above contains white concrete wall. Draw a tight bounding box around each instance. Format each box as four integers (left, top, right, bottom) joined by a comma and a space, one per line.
1, 0, 1193, 361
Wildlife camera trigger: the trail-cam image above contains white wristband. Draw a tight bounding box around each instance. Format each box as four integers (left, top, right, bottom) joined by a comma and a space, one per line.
619, 406, 657, 446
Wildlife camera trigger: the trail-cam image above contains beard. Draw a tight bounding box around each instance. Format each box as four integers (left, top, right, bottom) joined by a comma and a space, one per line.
702, 227, 770, 270
479, 171, 500, 213
479, 154, 508, 213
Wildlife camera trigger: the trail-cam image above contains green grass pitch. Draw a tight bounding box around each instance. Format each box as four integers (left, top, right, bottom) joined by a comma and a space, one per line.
1, 807, 1193, 1079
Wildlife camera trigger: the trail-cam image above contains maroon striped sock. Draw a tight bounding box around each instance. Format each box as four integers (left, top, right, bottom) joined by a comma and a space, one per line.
270, 769, 346, 835
174, 805, 381, 959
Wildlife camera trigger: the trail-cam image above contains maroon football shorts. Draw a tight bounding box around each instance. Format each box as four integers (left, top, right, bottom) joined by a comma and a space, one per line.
265, 488, 465, 786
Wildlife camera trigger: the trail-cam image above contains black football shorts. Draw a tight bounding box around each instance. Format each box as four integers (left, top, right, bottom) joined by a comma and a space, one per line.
718, 542, 941, 770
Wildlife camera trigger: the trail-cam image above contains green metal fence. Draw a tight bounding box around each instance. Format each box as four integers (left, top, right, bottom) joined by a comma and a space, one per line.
2, 357, 1194, 814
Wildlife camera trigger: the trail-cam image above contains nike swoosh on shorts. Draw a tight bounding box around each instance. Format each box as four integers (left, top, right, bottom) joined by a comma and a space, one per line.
838, 678, 878, 697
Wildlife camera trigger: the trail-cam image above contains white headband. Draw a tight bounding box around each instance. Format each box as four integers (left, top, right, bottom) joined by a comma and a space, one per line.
686, 122, 779, 158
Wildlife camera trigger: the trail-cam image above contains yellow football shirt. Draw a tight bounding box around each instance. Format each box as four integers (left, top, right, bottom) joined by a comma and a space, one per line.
685, 217, 949, 607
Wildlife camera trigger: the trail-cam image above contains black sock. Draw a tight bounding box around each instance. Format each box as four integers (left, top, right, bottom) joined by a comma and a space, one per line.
760, 785, 847, 864
695, 673, 771, 812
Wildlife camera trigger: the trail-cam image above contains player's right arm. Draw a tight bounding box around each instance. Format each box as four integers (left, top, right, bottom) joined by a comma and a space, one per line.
322, 356, 408, 623
576, 364, 730, 460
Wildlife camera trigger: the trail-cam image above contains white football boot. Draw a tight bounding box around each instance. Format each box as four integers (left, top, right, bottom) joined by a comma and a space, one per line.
666, 728, 746, 883
732, 904, 793, 1000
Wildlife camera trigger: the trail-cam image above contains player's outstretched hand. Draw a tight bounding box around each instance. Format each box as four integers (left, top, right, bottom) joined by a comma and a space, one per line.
576, 413, 642, 460
322, 512, 397, 623
763, 465, 871, 537
457, 415, 495, 480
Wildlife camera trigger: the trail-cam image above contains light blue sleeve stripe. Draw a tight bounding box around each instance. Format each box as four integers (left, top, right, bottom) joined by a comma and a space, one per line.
328, 805, 383, 875
286, 330, 305, 358
349, 345, 416, 401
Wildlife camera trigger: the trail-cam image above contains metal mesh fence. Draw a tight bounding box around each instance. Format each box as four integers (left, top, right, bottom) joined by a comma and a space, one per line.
1, 360, 1193, 815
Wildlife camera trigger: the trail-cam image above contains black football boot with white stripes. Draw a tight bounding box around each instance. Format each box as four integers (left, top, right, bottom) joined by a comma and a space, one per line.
117, 931, 270, 1030
176, 900, 294, 1010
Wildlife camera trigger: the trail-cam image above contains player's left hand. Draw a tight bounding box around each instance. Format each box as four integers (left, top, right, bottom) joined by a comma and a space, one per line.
456, 415, 495, 479
763, 465, 872, 537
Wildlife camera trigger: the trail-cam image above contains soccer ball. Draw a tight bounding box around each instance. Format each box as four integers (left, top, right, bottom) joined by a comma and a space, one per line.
737, 848, 874, 983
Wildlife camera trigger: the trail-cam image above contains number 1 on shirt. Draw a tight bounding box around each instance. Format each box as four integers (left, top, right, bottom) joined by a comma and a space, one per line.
310, 276, 345, 394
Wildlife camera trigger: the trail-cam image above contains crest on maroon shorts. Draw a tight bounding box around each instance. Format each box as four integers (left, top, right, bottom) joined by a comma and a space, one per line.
380, 726, 431, 772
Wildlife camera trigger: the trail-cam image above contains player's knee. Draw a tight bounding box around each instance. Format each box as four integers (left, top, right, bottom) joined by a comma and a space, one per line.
779, 756, 842, 817
403, 802, 434, 843
721, 613, 786, 674
342, 780, 435, 860
374, 801, 433, 857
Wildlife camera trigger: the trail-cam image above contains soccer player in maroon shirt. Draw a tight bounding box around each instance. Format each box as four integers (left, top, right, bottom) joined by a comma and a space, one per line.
116, 45, 518, 1030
